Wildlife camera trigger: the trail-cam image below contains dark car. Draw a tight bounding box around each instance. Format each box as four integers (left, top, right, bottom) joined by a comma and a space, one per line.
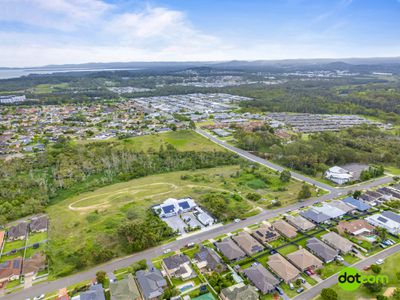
32, 243, 40, 249
276, 287, 284, 295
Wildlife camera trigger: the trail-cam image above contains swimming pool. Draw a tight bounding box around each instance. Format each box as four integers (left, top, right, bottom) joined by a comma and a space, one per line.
192, 293, 216, 300
179, 282, 194, 292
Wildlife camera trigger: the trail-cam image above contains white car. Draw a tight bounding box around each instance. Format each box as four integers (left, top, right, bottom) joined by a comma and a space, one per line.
336, 255, 344, 262
234, 219, 241, 223
34, 295, 45, 300
163, 248, 172, 254
376, 259, 384, 265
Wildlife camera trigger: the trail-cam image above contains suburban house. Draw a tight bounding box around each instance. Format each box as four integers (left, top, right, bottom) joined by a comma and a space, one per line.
220, 283, 259, 300
252, 224, 280, 244
196, 209, 215, 226
136, 266, 167, 300
162, 254, 194, 280
306, 238, 339, 263
272, 220, 297, 239
7, 222, 29, 241
267, 253, 300, 284
313, 203, 347, 219
286, 248, 323, 272
193, 246, 226, 273
243, 264, 280, 294
325, 166, 353, 185
327, 201, 355, 214
343, 197, 371, 212
365, 211, 400, 235
215, 238, 246, 261
29, 216, 48, 233
359, 190, 384, 204
285, 215, 316, 232
232, 232, 264, 256
110, 274, 141, 300
78, 284, 106, 300
0, 257, 23, 284
337, 219, 375, 236
153, 197, 197, 218
21, 252, 46, 279
321, 232, 354, 254
300, 209, 331, 224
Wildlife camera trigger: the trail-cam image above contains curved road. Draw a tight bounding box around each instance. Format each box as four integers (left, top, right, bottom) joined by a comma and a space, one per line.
5, 131, 394, 300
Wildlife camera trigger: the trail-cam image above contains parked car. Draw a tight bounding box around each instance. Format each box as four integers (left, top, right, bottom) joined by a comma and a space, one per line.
32, 243, 40, 249
270, 249, 278, 255
305, 270, 312, 276
297, 287, 304, 293
33, 295, 45, 300
376, 259, 384, 265
186, 242, 195, 248
299, 277, 306, 284
379, 243, 387, 248
289, 283, 294, 290
276, 287, 284, 295
336, 255, 344, 262
163, 248, 172, 254
351, 248, 358, 254
388, 239, 396, 244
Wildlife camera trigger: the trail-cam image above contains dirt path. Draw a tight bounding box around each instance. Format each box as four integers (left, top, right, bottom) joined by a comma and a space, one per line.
68, 183, 178, 211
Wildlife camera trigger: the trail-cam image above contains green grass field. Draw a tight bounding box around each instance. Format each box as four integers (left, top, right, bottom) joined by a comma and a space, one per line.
31, 83, 69, 94
115, 130, 225, 152
46, 162, 312, 277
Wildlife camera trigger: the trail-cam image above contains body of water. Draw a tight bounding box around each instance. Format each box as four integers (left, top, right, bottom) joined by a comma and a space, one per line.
0, 68, 141, 79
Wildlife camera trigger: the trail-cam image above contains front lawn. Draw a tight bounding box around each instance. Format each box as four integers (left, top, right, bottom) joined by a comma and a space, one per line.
318, 261, 345, 279
27, 232, 48, 245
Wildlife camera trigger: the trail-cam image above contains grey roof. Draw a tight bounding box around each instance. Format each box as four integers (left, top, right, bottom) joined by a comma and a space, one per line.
162, 254, 190, 270
382, 211, 400, 223
193, 246, 226, 271
30, 216, 48, 232
221, 283, 259, 300
285, 215, 316, 231
244, 264, 279, 294
306, 238, 338, 262
136, 267, 167, 299
80, 284, 105, 300
300, 209, 331, 223
343, 197, 370, 211
110, 274, 141, 300
8, 222, 28, 239
215, 238, 246, 261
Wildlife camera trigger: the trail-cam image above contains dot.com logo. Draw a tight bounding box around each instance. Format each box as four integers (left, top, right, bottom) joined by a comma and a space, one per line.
338, 267, 389, 291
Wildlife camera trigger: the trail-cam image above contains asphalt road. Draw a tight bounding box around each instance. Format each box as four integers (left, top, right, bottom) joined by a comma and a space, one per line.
6, 131, 394, 300
294, 244, 400, 300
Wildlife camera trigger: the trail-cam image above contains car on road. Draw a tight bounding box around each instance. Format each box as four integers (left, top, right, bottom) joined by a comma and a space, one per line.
234, 219, 241, 223
376, 259, 384, 265
163, 248, 172, 254
186, 242, 195, 248
297, 287, 304, 293
33, 295, 45, 300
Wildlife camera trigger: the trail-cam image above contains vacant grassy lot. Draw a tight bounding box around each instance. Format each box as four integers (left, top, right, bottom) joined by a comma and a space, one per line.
46, 161, 313, 277
31, 83, 69, 94
116, 130, 225, 152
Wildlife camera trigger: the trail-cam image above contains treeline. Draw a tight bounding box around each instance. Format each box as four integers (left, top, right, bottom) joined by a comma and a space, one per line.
235, 125, 400, 176
0, 140, 241, 223
227, 81, 400, 124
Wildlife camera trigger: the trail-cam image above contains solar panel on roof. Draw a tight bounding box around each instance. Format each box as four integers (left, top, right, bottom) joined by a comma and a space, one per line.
178, 201, 190, 209
162, 205, 175, 213
377, 216, 388, 223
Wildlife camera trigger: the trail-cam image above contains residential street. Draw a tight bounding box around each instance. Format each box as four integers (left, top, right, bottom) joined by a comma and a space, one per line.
4, 131, 395, 300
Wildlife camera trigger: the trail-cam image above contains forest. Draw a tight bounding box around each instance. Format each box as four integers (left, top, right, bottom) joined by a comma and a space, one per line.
0, 139, 241, 223
234, 125, 400, 176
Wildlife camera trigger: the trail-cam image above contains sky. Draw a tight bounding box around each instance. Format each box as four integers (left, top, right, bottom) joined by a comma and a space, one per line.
1, 0, 400, 67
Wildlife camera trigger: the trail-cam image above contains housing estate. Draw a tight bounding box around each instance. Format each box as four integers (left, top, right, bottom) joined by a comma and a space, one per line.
286, 248, 323, 272
285, 215, 316, 232
215, 238, 246, 261
136, 266, 167, 300
321, 232, 354, 254
220, 283, 259, 300
365, 211, 400, 235
272, 220, 297, 239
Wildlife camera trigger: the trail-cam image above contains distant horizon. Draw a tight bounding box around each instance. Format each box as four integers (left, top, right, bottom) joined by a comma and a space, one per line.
2, 55, 400, 70
1, 0, 400, 67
